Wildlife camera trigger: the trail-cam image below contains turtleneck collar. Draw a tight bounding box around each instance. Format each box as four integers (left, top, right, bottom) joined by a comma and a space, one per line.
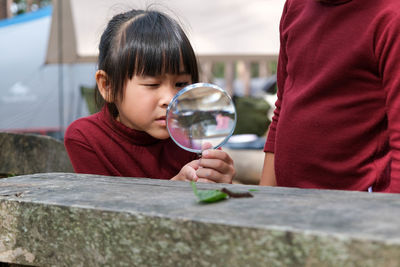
101, 106, 161, 146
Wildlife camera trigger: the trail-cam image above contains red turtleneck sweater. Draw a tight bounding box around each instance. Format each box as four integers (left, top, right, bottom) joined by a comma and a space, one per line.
64, 107, 198, 179
265, 0, 400, 192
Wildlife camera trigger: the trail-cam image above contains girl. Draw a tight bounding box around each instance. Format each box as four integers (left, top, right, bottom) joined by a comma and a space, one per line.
64, 9, 235, 183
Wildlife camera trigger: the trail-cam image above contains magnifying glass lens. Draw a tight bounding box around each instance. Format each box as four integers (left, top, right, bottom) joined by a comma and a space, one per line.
166, 83, 236, 153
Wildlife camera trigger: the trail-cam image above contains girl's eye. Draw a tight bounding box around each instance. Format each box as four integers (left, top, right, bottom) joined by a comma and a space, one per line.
143, 83, 160, 87
176, 82, 189, 88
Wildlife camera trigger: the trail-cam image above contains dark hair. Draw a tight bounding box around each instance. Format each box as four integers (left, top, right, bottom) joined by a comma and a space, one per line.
95, 9, 199, 116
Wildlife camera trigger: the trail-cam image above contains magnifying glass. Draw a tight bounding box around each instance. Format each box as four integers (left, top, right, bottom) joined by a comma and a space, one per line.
166, 83, 237, 154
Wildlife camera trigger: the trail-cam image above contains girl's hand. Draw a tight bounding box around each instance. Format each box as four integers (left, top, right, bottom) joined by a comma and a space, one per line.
196, 149, 235, 184
171, 160, 200, 182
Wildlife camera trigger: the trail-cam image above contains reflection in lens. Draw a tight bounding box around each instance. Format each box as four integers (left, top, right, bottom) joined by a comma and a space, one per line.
166, 83, 236, 153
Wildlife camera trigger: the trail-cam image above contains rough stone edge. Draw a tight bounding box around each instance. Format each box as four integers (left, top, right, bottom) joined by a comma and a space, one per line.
0, 132, 73, 176
1, 200, 400, 267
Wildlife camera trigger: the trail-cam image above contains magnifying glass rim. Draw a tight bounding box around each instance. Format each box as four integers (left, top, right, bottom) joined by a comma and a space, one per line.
166, 82, 237, 153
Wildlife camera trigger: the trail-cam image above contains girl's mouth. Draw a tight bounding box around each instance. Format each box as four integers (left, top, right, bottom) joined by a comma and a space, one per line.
155, 116, 167, 126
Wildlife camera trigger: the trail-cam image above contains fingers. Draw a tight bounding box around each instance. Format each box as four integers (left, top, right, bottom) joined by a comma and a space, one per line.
186, 159, 200, 170
185, 160, 200, 181
198, 158, 232, 175
172, 160, 200, 182
181, 167, 197, 182
196, 166, 233, 184
201, 142, 213, 150
174, 150, 236, 184
201, 149, 233, 163
196, 150, 235, 184
200, 149, 234, 175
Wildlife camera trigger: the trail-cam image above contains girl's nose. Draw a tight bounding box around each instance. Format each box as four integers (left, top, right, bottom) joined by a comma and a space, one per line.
160, 85, 176, 107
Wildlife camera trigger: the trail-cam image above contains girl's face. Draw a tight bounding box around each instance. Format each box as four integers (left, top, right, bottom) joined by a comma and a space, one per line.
115, 71, 192, 139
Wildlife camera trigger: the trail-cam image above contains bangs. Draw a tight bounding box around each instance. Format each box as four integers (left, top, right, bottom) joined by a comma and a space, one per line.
120, 12, 198, 79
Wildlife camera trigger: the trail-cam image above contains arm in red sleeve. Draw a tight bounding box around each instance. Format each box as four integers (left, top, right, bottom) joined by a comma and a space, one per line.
64, 130, 112, 176
261, 0, 290, 186
264, 0, 289, 154
376, 13, 400, 192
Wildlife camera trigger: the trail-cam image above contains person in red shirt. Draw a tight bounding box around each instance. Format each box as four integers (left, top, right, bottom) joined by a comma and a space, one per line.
64, 9, 235, 183
260, 0, 400, 193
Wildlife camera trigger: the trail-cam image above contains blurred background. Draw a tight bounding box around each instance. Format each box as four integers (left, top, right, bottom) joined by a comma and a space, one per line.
0, 0, 284, 183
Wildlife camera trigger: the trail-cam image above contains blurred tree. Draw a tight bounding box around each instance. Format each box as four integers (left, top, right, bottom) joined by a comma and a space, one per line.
233, 95, 270, 136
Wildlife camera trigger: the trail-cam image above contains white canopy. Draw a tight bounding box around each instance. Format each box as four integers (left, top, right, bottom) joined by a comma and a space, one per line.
46, 0, 285, 64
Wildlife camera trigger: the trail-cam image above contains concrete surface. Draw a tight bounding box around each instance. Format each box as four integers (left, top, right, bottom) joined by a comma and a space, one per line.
1, 173, 400, 266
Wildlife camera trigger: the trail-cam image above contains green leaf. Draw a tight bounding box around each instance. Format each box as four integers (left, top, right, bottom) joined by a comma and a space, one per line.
248, 189, 259, 192
191, 181, 228, 203
191, 181, 198, 195
196, 190, 228, 203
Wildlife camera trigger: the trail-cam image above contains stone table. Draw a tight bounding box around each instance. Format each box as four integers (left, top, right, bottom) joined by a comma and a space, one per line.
0, 173, 399, 266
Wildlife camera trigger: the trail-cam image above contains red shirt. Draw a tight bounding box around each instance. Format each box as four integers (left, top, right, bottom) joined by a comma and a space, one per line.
64, 107, 198, 179
265, 0, 400, 192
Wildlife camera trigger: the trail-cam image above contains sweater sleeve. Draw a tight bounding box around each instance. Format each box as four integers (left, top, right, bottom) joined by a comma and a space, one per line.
376, 14, 400, 193
264, 0, 289, 153
64, 127, 112, 176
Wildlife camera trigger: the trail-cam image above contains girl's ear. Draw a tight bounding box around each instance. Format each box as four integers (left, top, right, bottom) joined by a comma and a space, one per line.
95, 70, 112, 102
